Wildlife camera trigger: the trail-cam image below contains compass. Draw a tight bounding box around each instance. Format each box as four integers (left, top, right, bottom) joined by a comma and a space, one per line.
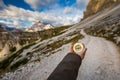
73, 43, 84, 53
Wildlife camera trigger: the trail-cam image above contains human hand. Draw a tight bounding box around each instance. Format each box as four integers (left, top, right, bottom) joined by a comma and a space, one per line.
71, 42, 87, 59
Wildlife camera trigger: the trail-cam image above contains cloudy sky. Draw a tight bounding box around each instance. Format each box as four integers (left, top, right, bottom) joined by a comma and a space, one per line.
0, 0, 89, 29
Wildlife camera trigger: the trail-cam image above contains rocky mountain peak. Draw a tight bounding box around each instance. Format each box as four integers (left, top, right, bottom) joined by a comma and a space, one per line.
25, 21, 54, 32
83, 0, 120, 19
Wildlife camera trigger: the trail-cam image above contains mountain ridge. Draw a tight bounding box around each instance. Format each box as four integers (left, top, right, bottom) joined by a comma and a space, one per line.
83, 0, 120, 19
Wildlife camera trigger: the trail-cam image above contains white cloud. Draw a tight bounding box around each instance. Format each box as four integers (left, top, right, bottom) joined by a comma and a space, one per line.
24, 0, 57, 10
77, 0, 89, 5
0, 5, 38, 28
0, 4, 83, 28
63, 7, 73, 14
0, 20, 12, 25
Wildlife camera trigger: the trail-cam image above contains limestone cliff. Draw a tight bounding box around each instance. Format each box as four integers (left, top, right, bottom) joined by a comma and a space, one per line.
83, 0, 120, 19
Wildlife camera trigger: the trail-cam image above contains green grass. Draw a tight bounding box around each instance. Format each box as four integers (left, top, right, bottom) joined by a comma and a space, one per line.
0, 25, 73, 75
0, 42, 36, 75
30, 57, 41, 63
10, 58, 29, 71
40, 25, 72, 40
5, 25, 72, 71
32, 34, 84, 55
33, 25, 72, 49
0, 41, 36, 71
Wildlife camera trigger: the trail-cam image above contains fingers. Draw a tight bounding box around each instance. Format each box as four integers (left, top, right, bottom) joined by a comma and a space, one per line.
71, 42, 75, 53
82, 47, 87, 53
81, 48, 87, 59
81, 43, 85, 49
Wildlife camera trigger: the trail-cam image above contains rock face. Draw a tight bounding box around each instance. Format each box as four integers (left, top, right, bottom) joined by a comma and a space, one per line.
83, 0, 120, 19
84, 4, 120, 47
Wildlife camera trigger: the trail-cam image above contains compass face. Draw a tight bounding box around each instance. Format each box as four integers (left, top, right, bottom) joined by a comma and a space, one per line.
73, 43, 84, 53
75, 45, 82, 51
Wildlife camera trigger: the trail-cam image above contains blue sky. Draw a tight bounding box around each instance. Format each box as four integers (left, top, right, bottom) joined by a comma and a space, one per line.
0, 0, 89, 29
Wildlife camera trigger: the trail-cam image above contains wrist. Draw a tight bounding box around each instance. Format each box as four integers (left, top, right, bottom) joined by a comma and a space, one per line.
76, 53, 83, 59
70, 52, 83, 59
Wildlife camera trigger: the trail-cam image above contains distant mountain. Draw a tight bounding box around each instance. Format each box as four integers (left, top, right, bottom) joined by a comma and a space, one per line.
25, 21, 54, 32
6, 26, 17, 31
0, 23, 7, 32
0, 23, 18, 32
0, 25, 5, 32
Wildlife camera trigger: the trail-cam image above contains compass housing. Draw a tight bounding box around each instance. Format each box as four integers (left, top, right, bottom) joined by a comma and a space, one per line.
73, 43, 84, 53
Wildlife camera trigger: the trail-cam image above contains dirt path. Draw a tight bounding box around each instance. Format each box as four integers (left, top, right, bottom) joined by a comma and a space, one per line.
77, 30, 120, 80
